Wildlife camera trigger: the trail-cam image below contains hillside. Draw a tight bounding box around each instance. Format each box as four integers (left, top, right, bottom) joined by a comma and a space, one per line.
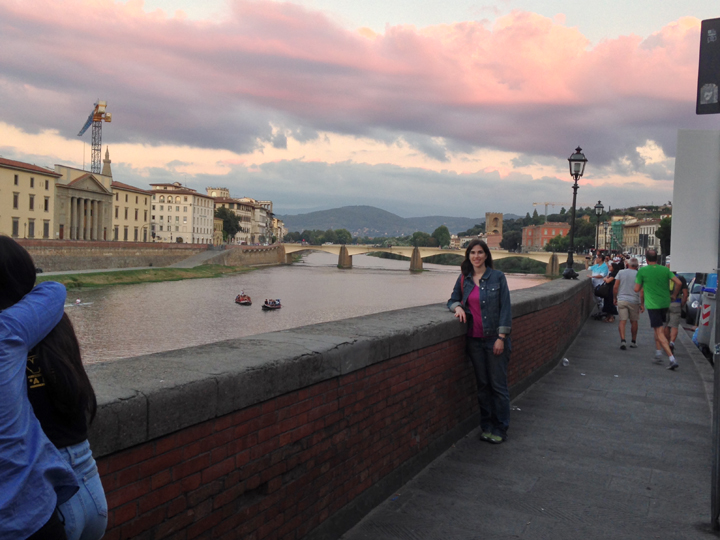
278, 206, 519, 236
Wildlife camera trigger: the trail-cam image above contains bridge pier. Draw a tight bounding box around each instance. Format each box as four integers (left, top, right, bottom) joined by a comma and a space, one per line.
338, 245, 352, 269
410, 247, 423, 272
546, 253, 560, 276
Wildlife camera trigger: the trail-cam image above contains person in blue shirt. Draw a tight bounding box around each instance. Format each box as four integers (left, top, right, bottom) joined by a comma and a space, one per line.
0, 236, 78, 539
1, 236, 107, 540
448, 239, 512, 444
589, 252, 609, 319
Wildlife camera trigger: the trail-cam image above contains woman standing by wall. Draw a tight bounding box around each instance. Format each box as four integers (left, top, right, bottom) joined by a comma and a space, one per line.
448, 239, 512, 444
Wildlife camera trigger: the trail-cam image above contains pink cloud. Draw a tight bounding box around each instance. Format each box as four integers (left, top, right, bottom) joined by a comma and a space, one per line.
0, 1, 708, 165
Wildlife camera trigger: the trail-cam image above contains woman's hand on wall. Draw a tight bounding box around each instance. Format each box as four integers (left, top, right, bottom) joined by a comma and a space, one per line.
453, 306, 466, 323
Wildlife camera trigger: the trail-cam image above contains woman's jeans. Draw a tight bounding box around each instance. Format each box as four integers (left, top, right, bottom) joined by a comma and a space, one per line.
57, 440, 108, 540
467, 337, 510, 438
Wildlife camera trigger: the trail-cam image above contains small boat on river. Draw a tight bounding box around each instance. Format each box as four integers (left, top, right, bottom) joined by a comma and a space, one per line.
262, 299, 281, 310
235, 292, 252, 306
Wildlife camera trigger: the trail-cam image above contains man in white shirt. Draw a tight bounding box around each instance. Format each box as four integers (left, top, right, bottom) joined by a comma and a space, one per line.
613, 257, 643, 349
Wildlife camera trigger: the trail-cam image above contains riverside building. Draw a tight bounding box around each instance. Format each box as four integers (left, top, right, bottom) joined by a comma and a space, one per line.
0, 157, 61, 239
150, 183, 214, 244
208, 187, 283, 244
53, 164, 113, 241
521, 222, 570, 251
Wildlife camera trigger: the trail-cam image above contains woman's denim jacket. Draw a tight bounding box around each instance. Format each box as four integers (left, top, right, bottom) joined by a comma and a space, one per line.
447, 267, 512, 338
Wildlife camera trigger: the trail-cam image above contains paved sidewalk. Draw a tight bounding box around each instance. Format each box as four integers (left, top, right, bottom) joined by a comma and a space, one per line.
341, 313, 716, 539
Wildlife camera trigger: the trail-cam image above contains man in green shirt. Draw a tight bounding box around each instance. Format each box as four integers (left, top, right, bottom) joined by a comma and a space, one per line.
634, 249, 682, 370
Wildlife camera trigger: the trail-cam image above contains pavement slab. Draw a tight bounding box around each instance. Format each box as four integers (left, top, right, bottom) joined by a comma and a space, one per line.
340, 312, 718, 540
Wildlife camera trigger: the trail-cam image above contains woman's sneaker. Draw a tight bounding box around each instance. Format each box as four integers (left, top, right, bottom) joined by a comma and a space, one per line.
480, 432, 494, 442
487, 434, 505, 444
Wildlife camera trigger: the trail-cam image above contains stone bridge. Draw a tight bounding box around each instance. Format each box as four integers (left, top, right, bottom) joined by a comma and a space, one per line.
281, 244, 561, 275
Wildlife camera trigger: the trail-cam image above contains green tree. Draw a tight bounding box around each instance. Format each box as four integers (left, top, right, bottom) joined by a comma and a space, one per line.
300, 229, 318, 244
544, 234, 570, 252
284, 231, 301, 242
411, 231, 433, 247
214, 207, 240, 242
324, 229, 337, 244
656, 217, 672, 255
500, 230, 522, 251
335, 228, 352, 244
523, 212, 532, 226
431, 225, 451, 247
532, 209, 542, 225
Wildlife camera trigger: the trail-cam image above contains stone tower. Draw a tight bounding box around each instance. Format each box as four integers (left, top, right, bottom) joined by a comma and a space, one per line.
485, 212, 503, 236
101, 147, 113, 178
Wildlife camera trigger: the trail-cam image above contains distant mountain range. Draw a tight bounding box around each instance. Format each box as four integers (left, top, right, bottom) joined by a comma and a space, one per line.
278, 206, 521, 236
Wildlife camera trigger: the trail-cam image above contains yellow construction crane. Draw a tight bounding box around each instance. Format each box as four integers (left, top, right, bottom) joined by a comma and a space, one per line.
78, 100, 112, 174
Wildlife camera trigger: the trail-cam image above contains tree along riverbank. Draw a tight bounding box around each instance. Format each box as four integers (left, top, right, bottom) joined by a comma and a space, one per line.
37, 264, 254, 289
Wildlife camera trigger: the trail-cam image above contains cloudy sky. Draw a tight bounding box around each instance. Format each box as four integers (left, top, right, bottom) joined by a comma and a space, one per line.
1, 0, 718, 218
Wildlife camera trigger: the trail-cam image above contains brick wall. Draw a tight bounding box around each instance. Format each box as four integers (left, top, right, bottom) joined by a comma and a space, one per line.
89, 277, 594, 540
18, 239, 208, 272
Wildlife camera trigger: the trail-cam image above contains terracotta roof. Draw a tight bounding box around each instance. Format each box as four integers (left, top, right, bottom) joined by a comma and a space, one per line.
0, 157, 61, 177
150, 184, 213, 199
111, 181, 151, 195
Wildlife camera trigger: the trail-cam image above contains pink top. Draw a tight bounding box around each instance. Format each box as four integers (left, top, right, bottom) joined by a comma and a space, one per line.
466, 286, 484, 338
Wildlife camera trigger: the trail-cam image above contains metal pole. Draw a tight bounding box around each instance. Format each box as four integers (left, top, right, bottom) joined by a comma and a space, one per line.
595, 216, 600, 256
563, 177, 579, 279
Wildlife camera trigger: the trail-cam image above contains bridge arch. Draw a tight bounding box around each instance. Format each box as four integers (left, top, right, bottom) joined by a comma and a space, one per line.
280, 245, 561, 275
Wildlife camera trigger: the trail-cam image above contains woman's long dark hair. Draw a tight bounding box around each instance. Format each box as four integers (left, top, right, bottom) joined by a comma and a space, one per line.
460, 239, 494, 276
0, 236, 97, 423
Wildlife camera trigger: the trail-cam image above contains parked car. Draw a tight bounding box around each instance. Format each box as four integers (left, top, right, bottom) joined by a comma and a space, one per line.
676, 272, 695, 319
686, 277, 704, 325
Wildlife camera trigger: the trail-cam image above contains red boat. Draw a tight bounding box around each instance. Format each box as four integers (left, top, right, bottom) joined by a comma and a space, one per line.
262, 299, 281, 310
235, 293, 252, 306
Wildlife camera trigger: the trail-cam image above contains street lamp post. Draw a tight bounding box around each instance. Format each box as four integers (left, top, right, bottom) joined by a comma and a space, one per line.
603, 222, 609, 251
594, 201, 604, 256
563, 147, 588, 279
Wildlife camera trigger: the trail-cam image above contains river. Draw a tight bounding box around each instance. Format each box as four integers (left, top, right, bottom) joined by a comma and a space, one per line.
65, 252, 548, 363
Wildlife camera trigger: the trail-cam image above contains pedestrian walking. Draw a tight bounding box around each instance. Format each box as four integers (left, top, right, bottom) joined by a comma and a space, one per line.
448, 239, 512, 444
613, 257, 643, 349
664, 270, 689, 353
634, 249, 682, 370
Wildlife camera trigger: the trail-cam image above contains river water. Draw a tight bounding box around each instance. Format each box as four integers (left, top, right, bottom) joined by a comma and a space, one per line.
65, 252, 548, 363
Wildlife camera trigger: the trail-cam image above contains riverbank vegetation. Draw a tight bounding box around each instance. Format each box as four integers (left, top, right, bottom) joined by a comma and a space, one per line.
37, 264, 252, 289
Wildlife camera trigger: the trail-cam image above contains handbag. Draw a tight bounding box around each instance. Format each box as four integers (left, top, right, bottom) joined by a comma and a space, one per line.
594, 282, 611, 297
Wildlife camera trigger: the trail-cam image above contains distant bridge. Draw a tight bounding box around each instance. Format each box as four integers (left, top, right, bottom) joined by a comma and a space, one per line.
280, 244, 561, 275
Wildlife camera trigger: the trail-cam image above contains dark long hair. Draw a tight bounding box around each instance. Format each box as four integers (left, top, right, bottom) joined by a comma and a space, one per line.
0, 236, 97, 423
460, 239, 494, 276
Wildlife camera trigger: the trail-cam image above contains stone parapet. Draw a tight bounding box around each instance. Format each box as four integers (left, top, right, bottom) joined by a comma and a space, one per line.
88, 275, 594, 539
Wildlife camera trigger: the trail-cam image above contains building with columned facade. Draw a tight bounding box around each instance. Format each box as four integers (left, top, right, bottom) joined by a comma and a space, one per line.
53, 164, 113, 241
